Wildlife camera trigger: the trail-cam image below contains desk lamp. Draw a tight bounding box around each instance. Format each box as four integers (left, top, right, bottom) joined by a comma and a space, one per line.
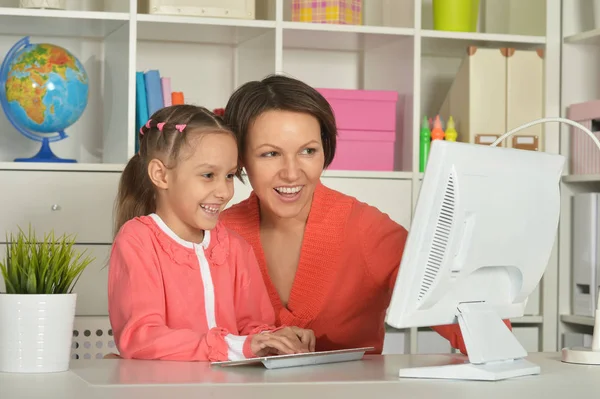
490, 117, 600, 366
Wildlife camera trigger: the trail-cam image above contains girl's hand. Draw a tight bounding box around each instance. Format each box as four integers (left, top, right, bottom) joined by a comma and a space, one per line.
251, 326, 316, 357
250, 327, 316, 357
250, 331, 301, 357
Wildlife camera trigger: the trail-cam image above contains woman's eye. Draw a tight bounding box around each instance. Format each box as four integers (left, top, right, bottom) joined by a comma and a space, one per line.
261, 151, 278, 157
226, 173, 235, 179
202, 173, 214, 179
301, 148, 316, 155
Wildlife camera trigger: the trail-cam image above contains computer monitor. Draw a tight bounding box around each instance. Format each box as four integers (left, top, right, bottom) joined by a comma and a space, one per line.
385, 139, 564, 381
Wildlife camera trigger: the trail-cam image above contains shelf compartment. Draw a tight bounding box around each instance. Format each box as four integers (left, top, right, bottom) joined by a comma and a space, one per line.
421, 0, 546, 37
0, 7, 128, 39
135, 19, 276, 151
0, 21, 132, 165
421, 43, 545, 155
562, 0, 600, 43
281, 25, 414, 172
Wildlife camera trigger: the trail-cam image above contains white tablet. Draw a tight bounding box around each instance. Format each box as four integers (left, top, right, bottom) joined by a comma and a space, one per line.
211, 347, 374, 369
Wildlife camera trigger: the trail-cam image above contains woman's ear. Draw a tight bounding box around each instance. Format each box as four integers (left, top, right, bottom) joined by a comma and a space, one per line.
148, 158, 169, 190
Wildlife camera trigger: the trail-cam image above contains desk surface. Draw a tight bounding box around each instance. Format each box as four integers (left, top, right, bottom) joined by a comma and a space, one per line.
2, 352, 599, 399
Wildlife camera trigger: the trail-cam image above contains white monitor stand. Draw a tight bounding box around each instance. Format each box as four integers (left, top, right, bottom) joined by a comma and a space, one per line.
385, 139, 564, 381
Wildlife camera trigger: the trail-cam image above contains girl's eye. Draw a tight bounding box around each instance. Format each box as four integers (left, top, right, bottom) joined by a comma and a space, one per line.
202, 173, 214, 179
301, 148, 316, 155
261, 151, 278, 157
226, 173, 235, 179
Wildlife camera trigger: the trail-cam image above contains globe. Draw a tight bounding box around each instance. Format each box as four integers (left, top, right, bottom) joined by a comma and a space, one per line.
0, 36, 89, 163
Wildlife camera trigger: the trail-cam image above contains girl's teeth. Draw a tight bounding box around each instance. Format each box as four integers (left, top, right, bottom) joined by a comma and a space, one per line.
201, 205, 218, 213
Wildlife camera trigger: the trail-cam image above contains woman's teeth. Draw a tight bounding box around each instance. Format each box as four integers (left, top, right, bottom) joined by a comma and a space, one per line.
274, 186, 302, 194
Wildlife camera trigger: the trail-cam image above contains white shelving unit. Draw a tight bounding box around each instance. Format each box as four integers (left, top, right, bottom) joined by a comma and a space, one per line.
559, 0, 600, 353
0, 0, 561, 358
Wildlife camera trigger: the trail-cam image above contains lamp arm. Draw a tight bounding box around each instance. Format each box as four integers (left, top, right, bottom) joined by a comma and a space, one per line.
491, 117, 600, 356
490, 117, 600, 152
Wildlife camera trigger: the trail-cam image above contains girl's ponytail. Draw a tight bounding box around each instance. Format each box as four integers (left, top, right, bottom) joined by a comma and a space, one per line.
113, 153, 156, 237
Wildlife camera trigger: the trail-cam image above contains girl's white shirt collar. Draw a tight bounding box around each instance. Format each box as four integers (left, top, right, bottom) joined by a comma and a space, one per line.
149, 213, 210, 250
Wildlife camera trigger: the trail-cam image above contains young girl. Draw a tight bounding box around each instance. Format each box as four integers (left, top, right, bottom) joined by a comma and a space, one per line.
108, 104, 315, 362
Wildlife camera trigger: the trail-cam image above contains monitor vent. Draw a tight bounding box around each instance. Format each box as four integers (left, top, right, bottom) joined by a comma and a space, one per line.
418, 173, 456, 301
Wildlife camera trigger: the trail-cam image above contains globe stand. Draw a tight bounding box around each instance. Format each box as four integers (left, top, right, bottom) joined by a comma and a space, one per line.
15, 137, 75, 163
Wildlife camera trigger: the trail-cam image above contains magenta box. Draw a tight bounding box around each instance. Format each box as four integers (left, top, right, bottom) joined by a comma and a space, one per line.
567, 100, 600, 175
317, 88, 398, 171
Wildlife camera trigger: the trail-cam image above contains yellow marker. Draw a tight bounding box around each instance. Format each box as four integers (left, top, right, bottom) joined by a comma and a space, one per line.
445, 116, 458, 142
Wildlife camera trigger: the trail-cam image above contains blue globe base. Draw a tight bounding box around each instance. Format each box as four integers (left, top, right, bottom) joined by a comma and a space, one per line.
14, 137, 76, 163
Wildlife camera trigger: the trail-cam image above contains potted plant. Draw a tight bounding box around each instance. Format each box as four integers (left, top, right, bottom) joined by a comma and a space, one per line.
0, 226, 94, 373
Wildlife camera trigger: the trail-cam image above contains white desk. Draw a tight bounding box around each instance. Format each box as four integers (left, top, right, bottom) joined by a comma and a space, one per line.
2, 352, 598, 399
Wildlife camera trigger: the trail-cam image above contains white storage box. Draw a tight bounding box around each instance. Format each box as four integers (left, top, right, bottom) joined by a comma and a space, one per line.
141, 0, 256, 19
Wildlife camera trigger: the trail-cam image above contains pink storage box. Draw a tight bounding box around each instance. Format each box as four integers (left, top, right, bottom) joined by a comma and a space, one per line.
567, 100, 600, 175
292, 0, 362, 25
317, 88, 398, 171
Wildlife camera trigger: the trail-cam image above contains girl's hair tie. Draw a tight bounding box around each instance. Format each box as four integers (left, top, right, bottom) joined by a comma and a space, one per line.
139, 119, 152, 135
139, 120, 186, 135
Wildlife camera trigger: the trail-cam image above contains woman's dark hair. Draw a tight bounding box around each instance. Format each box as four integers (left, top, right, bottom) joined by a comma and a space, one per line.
114, 104, 234, 236
223, 74, 337, 180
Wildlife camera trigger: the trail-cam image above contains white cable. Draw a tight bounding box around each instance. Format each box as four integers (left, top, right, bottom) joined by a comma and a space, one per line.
490, 117, 600, 153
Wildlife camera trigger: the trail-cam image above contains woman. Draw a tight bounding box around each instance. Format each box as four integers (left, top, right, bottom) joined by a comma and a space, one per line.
220, 75, 509, 354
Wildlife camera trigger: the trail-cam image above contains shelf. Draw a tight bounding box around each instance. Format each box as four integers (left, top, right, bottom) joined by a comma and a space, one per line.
421, 30, 546, 57
562, 174, 600, 183
564, 29, 600, 45
136, 14, 276, 44
282, 21, 413, 52
0, 163, 415, 178
0, 7, 128, 38
561, 315, 595, 327
322, 170, 413, 179
511, 316, 544, 324
0, 162, 125, 172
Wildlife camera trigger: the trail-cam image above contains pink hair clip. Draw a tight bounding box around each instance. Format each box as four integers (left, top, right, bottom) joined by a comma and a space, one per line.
139, 119, 152, 135
157, 122, 165, 131
175, 124, 186, 132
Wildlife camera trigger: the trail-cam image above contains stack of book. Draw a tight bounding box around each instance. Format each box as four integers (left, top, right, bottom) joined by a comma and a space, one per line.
135, 69, 185, 152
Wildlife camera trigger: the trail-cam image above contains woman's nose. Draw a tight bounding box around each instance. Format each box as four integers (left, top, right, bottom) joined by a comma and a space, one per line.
280, 157, 300, 181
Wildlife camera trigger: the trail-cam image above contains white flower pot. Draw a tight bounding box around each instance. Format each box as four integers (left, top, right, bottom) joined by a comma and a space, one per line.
0, 294, 76, 373
19, 0, 66, 9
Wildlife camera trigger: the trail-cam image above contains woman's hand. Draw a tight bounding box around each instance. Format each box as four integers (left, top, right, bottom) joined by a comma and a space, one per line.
250, 327, 316, 357
277, 326, 316, 352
